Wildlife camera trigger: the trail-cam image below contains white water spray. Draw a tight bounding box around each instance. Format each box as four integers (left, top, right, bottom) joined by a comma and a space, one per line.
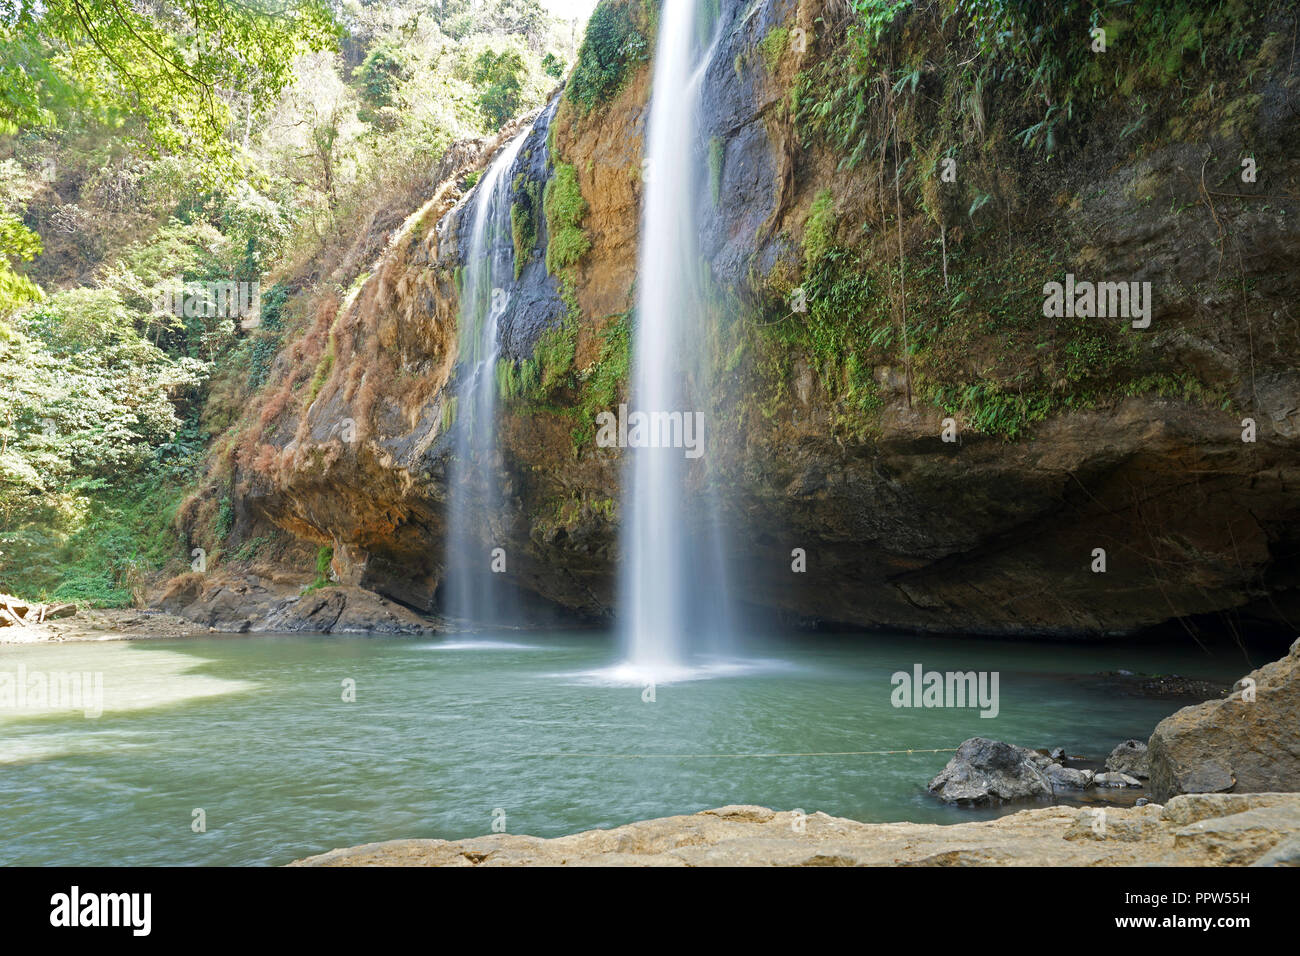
619, 0, 731, 680
444, 129, 530, 626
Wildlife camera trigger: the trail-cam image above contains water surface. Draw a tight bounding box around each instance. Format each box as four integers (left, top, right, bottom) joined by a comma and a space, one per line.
0, 631, 1259, 865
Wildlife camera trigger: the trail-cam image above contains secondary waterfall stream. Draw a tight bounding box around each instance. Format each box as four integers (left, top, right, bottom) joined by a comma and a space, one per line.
443, 129, 531, 626
619, 0, 732, 680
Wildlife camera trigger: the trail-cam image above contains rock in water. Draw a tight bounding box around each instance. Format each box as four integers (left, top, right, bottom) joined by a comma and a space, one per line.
1045, 764, 1094, 789
1094, 772, 1143, 788
1147, 638, 1300, 802
1106, 739, 1151, 778
928, 737, 1054, 804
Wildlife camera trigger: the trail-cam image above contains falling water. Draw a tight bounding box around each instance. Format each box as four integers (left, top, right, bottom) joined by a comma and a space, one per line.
619, 0, 731, 679
444, 129, 530, 626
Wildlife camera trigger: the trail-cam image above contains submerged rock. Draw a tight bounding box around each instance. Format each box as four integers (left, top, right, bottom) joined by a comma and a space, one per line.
1147, 638, 1300, 801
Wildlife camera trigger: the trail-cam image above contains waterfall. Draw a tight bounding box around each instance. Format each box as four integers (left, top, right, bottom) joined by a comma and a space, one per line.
619, 0, 732, 679
443, 128, 531, 627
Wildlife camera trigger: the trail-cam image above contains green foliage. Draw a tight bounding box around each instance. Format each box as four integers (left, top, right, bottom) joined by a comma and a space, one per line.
354, 42, 406, 111
496, 306, 582, 406
246, 282, 289, 390
770, 0, 1261, 443
0, 0, 582, 605
2, 291, 205, 493
440, 0, 552, 41
0, 303, 204, 602
762, 222, 1224, 442
216, 496, 235, 539
8, 479, 185, 607
534, 321, 577, 393
797, 0, 1261, 167
304, 544, 333, 591
440, 395, 459, 432
543, 164, 590, 274
231, 535, 268, 563
802, 189, 835, 270
541, 52, 565, 79
0, 0, 340, 180
853, 0, 910, 43
498, 307, 630, 457
759, 26, 789, 72
307, 339, 335, 402
0, 210, 43, 316
509, 174, 542, 279
567, 0, 648, 113
472, 47, 528, 129
571, 313, 631, 451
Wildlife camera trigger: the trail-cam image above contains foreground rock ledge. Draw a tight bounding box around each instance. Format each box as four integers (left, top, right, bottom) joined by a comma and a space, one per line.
290, 794, 1300, 867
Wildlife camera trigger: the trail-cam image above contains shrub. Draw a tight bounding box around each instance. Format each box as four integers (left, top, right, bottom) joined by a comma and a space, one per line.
567, 0, 648, 113
543, 164, 590, 274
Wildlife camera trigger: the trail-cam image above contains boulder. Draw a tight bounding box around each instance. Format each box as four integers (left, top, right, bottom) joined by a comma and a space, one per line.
1172, 804, 1300, 866
1094, 772, 1143, 788
928, 737, 1053, 804
1045, 764, 1094, 790
156, 571, 439, 635
1105, 739, 1151, 778
1252, 835, 1300, 866
1147, 638, 1300, 801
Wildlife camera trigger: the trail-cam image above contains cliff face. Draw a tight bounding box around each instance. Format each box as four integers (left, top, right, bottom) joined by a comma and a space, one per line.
215, 0, 1300, 637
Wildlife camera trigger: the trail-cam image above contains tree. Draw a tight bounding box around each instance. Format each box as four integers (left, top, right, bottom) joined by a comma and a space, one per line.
0, 212, 42, 316
472, 48, 527, 129
0, 0, 341, 181
353, 41, 405, 111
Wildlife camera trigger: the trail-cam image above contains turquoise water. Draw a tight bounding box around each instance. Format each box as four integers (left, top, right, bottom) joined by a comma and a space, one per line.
0, 631, 1261, 865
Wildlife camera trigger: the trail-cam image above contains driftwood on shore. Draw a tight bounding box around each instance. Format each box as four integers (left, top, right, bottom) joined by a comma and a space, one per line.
0, 594, 76, 627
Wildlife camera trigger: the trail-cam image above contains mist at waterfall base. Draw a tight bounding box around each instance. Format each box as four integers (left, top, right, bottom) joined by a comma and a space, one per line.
441, 130, 530, 629
613, 0, 740, 685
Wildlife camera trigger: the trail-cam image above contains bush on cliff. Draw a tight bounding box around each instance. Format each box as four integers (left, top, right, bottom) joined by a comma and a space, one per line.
567, 0, 649, 113
543, 164, 591, 274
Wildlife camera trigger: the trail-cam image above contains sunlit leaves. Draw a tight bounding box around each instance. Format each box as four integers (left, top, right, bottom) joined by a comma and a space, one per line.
1, 0, 341, 179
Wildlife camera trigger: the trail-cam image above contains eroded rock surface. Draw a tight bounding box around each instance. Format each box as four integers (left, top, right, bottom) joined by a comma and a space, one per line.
290, 793, 1300, 867
1147, 638, 1300, 801
157, 571, 438, 635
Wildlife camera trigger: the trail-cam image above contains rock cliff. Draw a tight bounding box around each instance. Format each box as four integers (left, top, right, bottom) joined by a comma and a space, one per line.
196, 0, 1300, 637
